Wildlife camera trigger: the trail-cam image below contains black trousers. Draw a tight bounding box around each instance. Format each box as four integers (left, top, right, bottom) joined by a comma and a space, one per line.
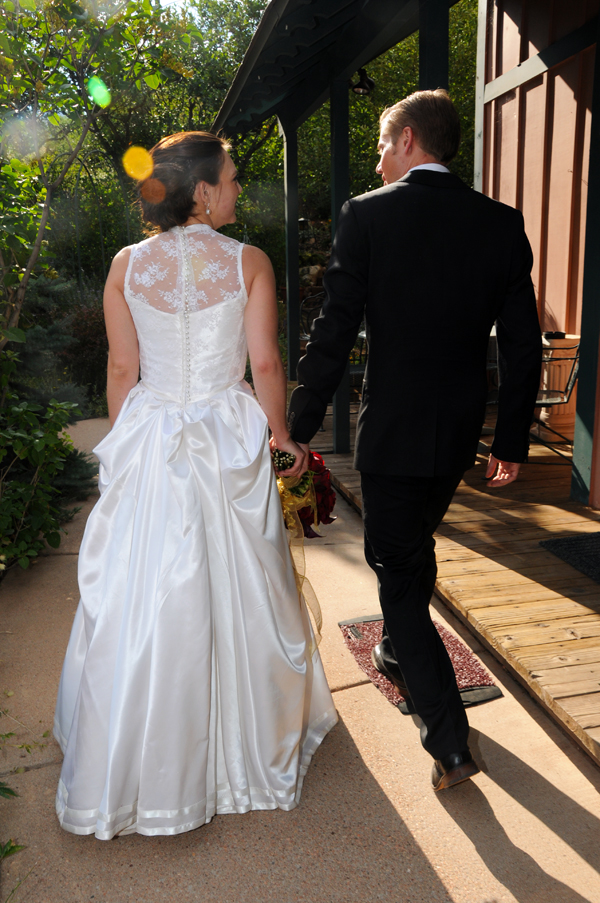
361, 471, 469, 760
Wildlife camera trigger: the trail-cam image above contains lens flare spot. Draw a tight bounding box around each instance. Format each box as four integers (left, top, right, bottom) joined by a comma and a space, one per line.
0, 116, 48, 160
123, 146, 154, 181
87, 76, 111, 109
140, 177, 166, 204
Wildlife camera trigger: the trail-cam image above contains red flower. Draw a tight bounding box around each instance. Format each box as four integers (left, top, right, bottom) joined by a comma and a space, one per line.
298, 452, 337, 538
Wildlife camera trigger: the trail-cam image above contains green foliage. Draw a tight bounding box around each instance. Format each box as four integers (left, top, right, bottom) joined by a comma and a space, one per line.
0, 782, 18, 800
59, 295, 108, 401
53, 447, 98, 502
0, 838, 24, 860
296, 0, 477, 218
13, 274, 106, 413
0, 314, 98, 571
0, 391, 78, 569
448, 0, 478, 186
0, 322, 95, 569
0, 0, 478, 408
0, 158, 49, 294
45, 0, 266, 284
0, 0, 193, 340
0, 708, 22, 872
8, 320, 88, 412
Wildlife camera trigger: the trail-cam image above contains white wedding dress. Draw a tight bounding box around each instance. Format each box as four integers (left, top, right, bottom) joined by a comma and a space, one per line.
54, 224, 337, 839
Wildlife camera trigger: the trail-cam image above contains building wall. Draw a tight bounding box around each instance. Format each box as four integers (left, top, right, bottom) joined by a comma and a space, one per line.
481, 0, 598, 334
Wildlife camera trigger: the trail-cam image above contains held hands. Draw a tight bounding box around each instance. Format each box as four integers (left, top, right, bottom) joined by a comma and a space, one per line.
486, 454, 521, 488
270, 435, 309, 478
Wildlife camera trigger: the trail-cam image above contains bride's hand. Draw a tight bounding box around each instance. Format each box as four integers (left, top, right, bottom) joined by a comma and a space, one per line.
270, 435, 309, 478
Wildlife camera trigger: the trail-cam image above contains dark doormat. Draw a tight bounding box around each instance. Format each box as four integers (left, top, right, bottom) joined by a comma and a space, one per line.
540, 532, 600, 584
339, 615, 502, 714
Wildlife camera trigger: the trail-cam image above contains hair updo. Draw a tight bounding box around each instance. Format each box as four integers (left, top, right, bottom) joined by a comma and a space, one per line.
138, 131, 230, 232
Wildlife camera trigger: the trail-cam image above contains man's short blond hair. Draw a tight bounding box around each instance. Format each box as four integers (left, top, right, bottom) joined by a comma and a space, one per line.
380, 89, 460, 165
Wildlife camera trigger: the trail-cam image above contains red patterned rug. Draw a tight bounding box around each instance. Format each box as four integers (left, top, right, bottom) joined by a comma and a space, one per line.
339, 616, 501, 714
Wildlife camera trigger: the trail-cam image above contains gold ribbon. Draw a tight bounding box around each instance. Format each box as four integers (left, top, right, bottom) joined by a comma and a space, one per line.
276, 474, 318, 537
277, 474, 323, 652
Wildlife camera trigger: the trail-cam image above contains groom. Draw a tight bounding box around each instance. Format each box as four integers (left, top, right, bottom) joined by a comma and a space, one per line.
288, 89, 542, 790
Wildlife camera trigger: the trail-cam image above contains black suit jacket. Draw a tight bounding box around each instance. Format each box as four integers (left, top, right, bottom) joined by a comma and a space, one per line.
288, 170, 542, 477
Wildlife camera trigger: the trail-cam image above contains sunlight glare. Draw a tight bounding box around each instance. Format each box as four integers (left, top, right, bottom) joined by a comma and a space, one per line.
123, 146, 154, 180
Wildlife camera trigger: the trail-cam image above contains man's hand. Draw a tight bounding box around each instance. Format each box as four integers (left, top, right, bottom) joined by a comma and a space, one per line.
485, 454, 521, 488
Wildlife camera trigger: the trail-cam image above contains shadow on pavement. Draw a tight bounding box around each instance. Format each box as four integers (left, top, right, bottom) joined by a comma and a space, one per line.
438, 730, 600, 903
1, 718, 454, 903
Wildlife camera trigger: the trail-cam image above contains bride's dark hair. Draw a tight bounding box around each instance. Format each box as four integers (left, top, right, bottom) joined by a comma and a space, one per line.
138, 131, 230, 232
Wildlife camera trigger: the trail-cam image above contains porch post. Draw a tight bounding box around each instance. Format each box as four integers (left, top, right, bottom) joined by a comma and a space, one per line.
572, 19, 600, 504
330, 77, 351, 454
473, 0, 489, 192
419, 0, 449, 91
282, 122, 300, 380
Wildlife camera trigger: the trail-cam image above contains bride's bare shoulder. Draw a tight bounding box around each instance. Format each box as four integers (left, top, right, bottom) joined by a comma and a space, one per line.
241, 243, 274, 278
105, 245, 133, 291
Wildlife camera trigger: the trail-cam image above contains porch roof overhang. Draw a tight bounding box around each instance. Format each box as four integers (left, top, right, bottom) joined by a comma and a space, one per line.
213, 0, 460, 137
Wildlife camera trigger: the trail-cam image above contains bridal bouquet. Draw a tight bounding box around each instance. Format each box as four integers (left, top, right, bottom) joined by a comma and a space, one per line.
274, 451, 336, 650
275, 451, 336, 539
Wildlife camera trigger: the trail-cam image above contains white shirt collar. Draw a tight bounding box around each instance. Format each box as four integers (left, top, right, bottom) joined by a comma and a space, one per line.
407, 163, 450, 174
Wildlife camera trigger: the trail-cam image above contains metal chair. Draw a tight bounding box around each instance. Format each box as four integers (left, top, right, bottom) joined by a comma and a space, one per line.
530, 341, 580, 461
349, 327, 368, 391
299, 291, 325, 344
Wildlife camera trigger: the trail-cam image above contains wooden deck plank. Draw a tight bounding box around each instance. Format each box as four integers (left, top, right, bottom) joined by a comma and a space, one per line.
452, 591, 600, 611
440, 574, 596, 596
559, 693, 600, 727
533, 662, 600, 691
435, 526, 600, 553
517, 640, 600, 670
436, 556, 589, 577
473, 601, 599, 627
492, 618, 600, 648
446, 580, 599, 600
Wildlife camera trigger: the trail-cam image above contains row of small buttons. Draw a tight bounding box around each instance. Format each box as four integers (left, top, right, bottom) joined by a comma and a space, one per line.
179, 228, 193, 405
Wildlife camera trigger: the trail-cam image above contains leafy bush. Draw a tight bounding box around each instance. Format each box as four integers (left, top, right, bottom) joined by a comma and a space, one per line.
0, 395, 79, 570
0, 328, 97, 572
16, 274, 108, 416
59, 296, 109, 402
53, 447, 98, 503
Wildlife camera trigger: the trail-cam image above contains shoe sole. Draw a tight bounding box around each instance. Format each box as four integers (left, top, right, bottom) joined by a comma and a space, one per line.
432, 761, 480, 792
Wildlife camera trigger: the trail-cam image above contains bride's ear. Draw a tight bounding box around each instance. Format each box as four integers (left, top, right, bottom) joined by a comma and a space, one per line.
193, 181, 210, 207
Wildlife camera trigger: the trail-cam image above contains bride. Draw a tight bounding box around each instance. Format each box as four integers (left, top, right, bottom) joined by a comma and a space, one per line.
53, 131, 337, 839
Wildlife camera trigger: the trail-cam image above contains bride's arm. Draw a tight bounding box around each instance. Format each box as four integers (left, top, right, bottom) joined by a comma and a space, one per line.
104, 247, 140, 427
243, 244, 308, 478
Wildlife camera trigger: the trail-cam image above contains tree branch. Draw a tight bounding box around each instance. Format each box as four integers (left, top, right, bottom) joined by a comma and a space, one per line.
236, 118, 277, 180
50, 112, 96, 190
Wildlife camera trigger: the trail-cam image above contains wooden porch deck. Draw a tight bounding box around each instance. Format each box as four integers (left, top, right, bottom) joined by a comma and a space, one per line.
311, 408, 600, 767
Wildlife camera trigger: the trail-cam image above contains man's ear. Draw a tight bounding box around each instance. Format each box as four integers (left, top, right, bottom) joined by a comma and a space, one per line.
401, 126, 414, 154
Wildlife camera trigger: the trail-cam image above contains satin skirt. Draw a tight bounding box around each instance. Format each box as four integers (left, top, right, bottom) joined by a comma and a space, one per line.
54, 380, 337, 839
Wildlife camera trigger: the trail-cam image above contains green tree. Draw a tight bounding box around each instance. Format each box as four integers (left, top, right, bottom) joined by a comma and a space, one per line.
296, 0, 477, 219
0, 0, 190, 349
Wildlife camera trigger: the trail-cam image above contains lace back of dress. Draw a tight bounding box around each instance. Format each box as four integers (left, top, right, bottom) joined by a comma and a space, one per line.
126, 227, 242, 314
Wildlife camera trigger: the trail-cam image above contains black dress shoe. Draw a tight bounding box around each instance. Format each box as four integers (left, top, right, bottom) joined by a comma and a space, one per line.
371, 644, 412, 700
431, 750, 480, 792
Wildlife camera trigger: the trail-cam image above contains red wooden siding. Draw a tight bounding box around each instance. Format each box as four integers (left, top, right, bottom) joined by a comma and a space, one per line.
482, 0, 598, 334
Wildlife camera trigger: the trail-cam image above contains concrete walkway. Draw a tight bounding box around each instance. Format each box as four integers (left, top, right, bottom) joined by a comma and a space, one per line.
1, 420, 600, 903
